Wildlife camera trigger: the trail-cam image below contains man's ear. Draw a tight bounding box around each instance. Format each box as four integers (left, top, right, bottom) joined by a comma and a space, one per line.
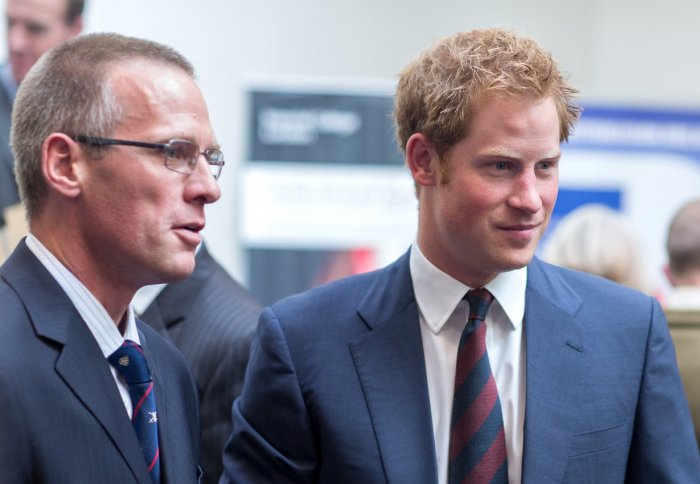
663, 264, 677, 288
41, 133, 84, 199
69, 16, 83, 37
405, 133, 439, 187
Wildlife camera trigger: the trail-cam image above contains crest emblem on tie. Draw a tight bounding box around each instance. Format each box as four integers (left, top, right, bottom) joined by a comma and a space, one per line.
149, 411, 157, 423
118, 355, 130, 366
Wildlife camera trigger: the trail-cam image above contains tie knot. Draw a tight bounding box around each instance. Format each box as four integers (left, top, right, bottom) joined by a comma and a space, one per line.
465, 288, 494, 322
108, 340, 152, 384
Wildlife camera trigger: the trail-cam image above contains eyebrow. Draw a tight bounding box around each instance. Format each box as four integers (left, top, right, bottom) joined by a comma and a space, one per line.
479, 147, 561, 160
165, 136, 221, 151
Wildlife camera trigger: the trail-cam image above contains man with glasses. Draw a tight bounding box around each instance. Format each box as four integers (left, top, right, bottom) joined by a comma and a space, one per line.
0, 32, 221, 483
0, 0, 84, 225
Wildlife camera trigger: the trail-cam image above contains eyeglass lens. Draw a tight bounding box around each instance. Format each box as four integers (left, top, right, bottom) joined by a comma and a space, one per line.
165, 140, 223, 179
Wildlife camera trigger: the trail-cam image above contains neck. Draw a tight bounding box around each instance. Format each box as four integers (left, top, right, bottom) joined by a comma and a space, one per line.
31, 224, 135, 326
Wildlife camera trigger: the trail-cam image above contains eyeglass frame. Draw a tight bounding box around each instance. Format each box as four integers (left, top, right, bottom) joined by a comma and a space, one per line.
72, 135, 225, 180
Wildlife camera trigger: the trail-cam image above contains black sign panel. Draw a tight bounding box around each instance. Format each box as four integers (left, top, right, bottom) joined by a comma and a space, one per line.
248, 91, 403, 165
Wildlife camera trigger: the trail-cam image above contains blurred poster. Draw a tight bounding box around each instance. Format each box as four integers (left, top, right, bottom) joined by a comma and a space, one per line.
240, 79, 413, 305
552, 106, 700, 297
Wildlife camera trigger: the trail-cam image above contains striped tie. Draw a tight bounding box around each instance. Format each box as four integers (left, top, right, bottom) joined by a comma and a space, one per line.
109, 340, 161, 484
449, 288, 508, 484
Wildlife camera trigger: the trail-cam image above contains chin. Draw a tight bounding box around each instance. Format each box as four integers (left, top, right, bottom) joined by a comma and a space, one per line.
158, 256, 196, 284
500, 252, 536, 271
172, 261, 196, 281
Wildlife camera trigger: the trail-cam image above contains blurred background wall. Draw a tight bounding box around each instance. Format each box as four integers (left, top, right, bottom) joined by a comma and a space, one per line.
2, 0, 699, 301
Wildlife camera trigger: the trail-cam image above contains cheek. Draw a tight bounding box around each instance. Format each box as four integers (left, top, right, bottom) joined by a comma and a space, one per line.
443, 192, 488, 232
541, 182, 559, 210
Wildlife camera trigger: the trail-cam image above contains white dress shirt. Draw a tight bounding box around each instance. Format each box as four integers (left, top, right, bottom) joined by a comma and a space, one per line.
26, 233, 141, 418
410, 242, 526, 484
131, 282, 167, 315
664, 286, 700, 311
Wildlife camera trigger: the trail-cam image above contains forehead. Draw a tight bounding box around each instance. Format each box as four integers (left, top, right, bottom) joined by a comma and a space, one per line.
471, 94, 559, 132
107, 58, 199, 109
107, 58, 212, 138
6, 0, 67, 22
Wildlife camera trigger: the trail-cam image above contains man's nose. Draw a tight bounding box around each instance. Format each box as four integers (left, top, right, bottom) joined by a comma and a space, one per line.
7, 24, 29, 53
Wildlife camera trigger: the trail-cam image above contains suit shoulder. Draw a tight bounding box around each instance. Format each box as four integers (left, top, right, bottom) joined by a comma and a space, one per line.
532, 259, 657, 315
548, 261, 647, 294
0, 281, 41, 351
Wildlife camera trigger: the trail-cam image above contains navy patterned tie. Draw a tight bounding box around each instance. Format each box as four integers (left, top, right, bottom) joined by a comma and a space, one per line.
449, 288, 508, 484
109, 340, 161, 484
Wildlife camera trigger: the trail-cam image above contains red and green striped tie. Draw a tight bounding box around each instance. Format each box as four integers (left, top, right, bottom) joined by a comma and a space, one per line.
449, 288, 508, 484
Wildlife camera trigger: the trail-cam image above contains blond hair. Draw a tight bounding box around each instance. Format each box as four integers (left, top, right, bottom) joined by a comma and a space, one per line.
393, 28, 581, 158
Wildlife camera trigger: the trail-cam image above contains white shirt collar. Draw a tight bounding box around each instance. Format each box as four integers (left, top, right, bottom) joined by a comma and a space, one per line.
131, 283, 167, 315
25, 233, 140, 356
665, 286, 700, 311
409, 241, 527, 334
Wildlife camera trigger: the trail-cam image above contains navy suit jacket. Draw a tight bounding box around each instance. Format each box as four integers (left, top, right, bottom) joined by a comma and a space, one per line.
0, 241, 202, 483
222, 250, 700, 483
141, 244, 260, 484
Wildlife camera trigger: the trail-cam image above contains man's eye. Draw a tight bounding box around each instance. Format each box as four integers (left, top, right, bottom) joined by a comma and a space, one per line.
494, 161, 508, 170
26, 22, 48, 35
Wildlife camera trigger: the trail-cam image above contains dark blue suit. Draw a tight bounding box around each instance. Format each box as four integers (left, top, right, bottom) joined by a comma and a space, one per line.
222, 250, 700, 483
0, 241, 202, 483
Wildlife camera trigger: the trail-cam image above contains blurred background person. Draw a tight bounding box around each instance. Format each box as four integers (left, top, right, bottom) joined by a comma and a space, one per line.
663, 198, 700, 443
132, 242, 261, 484
664, 198, 700, 310
0, 0, 83, 255
541, 203, 652, 294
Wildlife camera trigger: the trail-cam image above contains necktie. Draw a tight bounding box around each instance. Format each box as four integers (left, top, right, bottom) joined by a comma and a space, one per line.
109, 340, 161, 484
449, 288, 508, 484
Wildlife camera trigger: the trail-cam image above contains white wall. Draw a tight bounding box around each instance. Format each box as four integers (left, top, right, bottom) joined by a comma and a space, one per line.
3, 0, 700, 285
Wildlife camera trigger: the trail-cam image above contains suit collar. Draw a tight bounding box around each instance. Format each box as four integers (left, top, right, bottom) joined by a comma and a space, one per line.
1, 241, 153, 483
1, 239, 75, 344
352, 250, 438, 483
356, 250, 415, 330
521, 258, 587, 482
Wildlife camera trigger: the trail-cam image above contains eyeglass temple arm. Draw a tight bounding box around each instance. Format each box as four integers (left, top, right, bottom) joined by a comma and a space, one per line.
73, 135, 164, 150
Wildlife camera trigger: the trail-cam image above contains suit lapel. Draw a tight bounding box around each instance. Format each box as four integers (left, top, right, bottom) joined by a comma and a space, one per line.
55, 330, 151, 483
521, 259, 588, 482
351, 251, 438, 483
1, 241, 151, 483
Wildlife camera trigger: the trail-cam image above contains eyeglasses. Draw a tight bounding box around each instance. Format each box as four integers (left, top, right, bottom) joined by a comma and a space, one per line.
73, 135, 225, 180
